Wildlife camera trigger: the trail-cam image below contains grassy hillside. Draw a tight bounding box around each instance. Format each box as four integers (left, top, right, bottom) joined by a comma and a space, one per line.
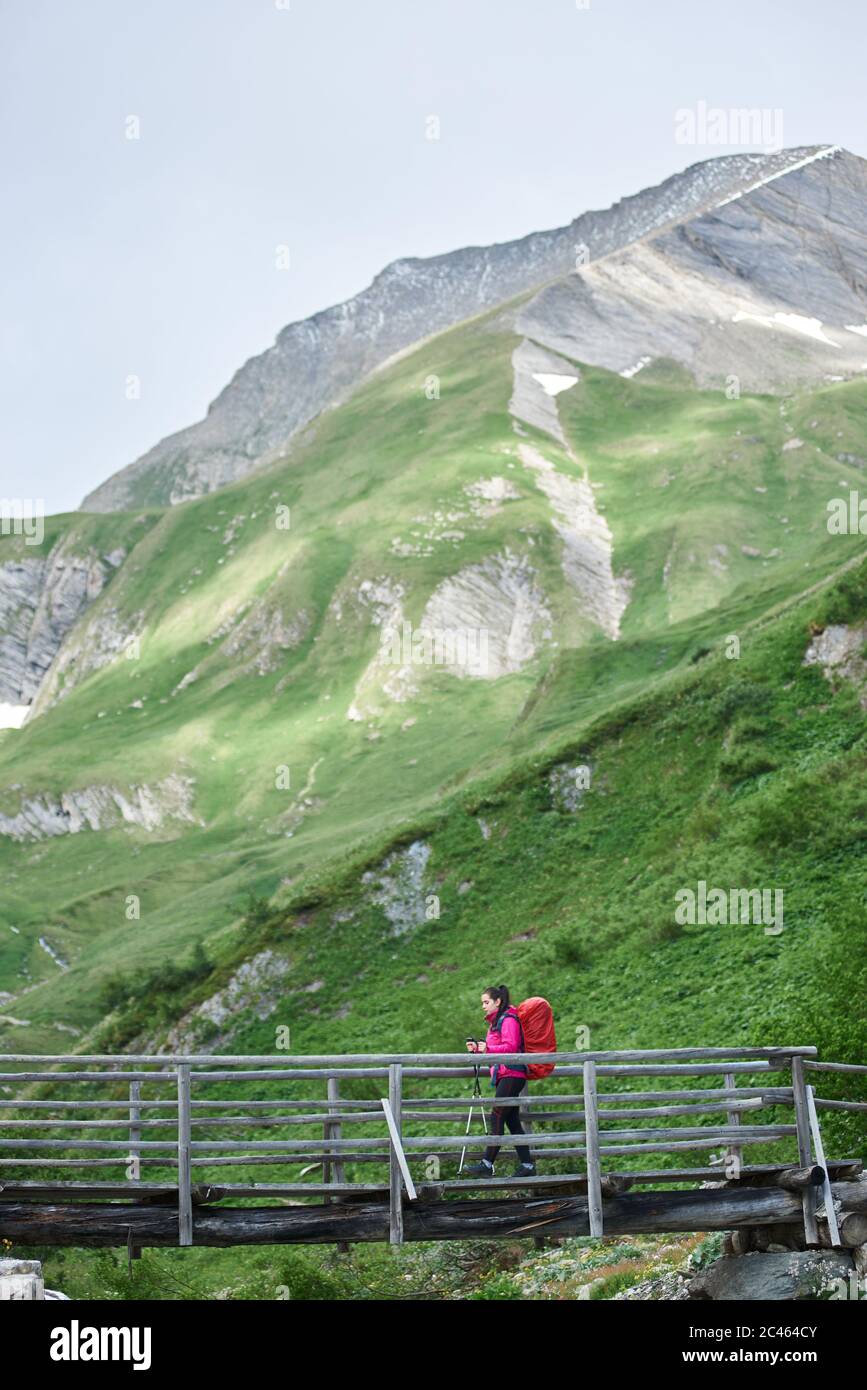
0, 301, 864, 1054
93, 549, 867, 1121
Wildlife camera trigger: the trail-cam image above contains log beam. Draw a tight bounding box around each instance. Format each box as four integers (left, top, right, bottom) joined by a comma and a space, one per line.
2, 1182, 865, 1248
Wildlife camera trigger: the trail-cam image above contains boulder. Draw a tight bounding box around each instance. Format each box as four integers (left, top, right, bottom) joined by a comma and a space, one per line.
689, 1250, 854, 1301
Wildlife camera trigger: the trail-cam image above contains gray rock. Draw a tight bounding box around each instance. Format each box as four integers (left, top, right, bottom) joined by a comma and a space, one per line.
803, 622, 867, 706
0, 772, 201, 842
0, 537, 113, 707
513, 147, 867, 394
0, 1258, 45, 1300
362, 840, 432, 936
689, 1250, 855, 1300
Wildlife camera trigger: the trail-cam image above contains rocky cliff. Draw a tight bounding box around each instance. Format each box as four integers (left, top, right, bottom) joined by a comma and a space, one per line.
511, 145, 867, 391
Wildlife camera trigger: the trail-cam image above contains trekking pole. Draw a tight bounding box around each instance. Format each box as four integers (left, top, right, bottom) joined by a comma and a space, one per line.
458, 1065, 487, 1173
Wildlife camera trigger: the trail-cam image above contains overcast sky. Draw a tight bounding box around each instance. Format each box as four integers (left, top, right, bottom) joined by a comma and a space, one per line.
2, 0, 865, 515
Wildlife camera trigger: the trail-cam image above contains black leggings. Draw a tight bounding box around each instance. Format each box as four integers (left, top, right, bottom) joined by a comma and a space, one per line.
484, 1076, 533, 1166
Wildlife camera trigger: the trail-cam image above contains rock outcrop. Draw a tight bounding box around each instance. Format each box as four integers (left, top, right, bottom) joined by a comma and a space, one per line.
519, 445, 631, 639
0, 537, 118, 713
803, 622, 867, 706
0, 773, 200, 841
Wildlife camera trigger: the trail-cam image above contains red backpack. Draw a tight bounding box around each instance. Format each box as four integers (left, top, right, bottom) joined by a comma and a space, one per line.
517, 997, 557, 1079
490, 998, 557, 1079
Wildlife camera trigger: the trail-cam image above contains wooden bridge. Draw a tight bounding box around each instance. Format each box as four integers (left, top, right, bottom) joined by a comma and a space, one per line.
0, 1046, 865, 1253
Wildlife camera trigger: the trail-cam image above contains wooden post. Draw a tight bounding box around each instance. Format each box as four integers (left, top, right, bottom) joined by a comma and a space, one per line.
326, 1076, 350, 1254
128, 1080, 142, 1260
791, 1057, 819, 1246
806, 1084, 841, 1248
387, 1065, 404, 1246
177, 1065, 193, 1248
723, 1070, 742, 1179
583, 1060, 604, 1237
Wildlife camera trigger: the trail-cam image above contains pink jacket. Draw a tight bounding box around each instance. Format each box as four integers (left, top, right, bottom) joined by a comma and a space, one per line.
484, 1008, 527, 1083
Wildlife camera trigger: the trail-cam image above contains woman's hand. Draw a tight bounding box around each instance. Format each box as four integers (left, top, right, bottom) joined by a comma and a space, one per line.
466, 1040, 486, 1053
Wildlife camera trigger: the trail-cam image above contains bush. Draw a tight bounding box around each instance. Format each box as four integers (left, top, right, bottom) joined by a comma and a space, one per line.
97, 942, 213, 1016
468, 1272, 524, 1300
718, 746, 778, 786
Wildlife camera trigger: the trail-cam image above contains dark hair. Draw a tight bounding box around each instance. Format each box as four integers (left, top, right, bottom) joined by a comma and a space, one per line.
483, 984, 510, 1015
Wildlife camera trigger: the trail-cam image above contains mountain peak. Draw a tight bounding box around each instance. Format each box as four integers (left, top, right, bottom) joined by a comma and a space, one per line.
81, 146, 858, 513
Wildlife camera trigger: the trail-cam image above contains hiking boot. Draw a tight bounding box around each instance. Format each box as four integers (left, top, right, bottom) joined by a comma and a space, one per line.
463, 1160, 495, 1178
514, 1161, 537, 1178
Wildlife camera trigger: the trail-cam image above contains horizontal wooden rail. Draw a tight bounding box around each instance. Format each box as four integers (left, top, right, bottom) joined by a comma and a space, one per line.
0, 1100, 776, 1129
803, 1060, 867, 1074
0, 1046, 817, 1065
814, 1098, 867, 1113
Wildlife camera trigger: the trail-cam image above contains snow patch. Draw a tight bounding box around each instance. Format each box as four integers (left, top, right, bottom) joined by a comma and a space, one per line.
509, 338, 580, 446
620, 356, 652, 379
732, 311, 839, 346
532, 372, 579, 396
0, 704, 29, 730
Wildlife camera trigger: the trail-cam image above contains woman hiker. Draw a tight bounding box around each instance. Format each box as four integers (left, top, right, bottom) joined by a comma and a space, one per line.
464, 984, 537, 1178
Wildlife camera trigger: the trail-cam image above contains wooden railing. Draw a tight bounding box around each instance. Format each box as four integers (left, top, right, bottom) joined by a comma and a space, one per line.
0, 1046, 864, 1247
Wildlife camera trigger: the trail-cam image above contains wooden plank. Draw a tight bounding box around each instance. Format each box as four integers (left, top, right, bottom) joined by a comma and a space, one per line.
0, 1099, 177, 1110
12, 1122, 782, 1156
176, 1065, 193, 1248
0, 1071, 179, 1084
0, 1098, 771, 1127
0, 1118, 179, 1130
0, 1157, 179, 1169
583, 1060, 603, 1238
0, 1045, 817, 1065
400, 1086, 792, 1108
0, 1061, 772, 1085
0, 1180, 389, 1200
806, 1084, 841, 1247
791, 1057, 819, 1246
384, 1101, 416, 1208
2, 1161, 860, 1203
803, 1060, 867, 1074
